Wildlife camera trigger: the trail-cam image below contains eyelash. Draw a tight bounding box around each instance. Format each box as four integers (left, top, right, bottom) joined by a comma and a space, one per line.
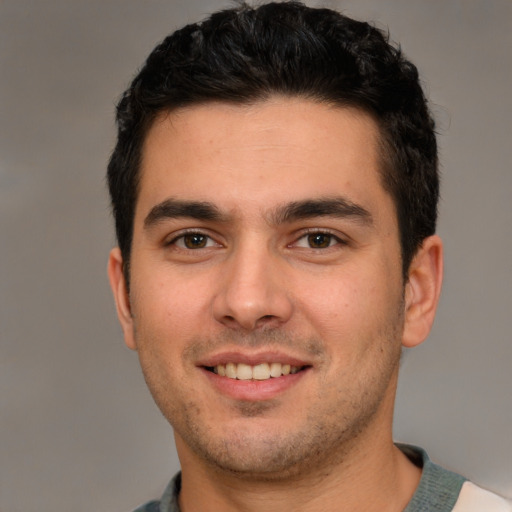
166, 230, 220, 250
165, 229, 346, 251
291, 229, 346, 250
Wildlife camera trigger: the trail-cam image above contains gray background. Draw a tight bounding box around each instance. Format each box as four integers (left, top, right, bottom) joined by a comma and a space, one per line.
1, 1, 511, 511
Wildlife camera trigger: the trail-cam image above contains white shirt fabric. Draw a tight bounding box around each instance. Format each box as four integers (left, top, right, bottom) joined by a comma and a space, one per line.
453, 482, 512, 512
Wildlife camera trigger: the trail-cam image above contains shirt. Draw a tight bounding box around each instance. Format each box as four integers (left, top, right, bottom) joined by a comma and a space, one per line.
132, 445, 511, 512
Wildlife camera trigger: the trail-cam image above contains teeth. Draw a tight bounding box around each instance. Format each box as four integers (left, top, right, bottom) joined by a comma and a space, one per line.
212, 363, 301, 380
253, 363, 270, 380
269, 362, 282, 378
225, 363, 237, 379
237, 363, 253, 380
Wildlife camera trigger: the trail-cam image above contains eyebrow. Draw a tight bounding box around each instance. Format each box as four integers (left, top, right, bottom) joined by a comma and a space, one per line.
143, 196, 373, 229
269, 197, 373, 226
144, 199, 226, 228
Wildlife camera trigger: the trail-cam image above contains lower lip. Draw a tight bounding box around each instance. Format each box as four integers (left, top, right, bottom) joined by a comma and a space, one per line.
201, 367, 309, 401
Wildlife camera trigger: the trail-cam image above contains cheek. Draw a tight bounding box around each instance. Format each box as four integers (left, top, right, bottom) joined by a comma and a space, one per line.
136, 266, 212, 317
294, 264, 403, 349
295, 268, 374, 325
130, 282, 196, 397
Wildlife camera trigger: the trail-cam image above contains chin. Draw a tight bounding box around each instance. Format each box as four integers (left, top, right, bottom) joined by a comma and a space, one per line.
176, 417, 362, 482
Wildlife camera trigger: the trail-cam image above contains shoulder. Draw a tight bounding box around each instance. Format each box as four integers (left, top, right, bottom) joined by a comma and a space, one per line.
131, 473, 182, 512
452, 482, 512, 512
399, 444, 511, 512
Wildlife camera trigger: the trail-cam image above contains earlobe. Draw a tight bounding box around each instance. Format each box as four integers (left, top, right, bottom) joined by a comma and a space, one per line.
402, 235, 443, 348
107, 248, 137, 350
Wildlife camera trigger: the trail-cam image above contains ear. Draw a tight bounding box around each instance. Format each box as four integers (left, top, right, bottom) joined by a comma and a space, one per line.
107, 247, 137, 350
402, 235, 443, 348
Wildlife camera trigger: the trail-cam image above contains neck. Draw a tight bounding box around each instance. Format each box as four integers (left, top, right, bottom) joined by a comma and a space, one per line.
176, 413, 421, 512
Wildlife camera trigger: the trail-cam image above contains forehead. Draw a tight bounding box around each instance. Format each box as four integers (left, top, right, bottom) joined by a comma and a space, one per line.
136, 98, 391, 222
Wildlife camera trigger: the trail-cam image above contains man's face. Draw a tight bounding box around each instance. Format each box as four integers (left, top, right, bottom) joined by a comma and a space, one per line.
112, 99, 410, 478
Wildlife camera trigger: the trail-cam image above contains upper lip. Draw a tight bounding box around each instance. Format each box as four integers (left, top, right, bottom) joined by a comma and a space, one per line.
196, 350, 313, 368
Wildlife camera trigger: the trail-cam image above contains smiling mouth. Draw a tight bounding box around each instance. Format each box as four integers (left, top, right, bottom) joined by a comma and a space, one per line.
205, 362, 307, 381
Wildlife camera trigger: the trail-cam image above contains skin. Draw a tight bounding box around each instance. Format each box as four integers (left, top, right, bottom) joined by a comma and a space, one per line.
108, 98, 443, 512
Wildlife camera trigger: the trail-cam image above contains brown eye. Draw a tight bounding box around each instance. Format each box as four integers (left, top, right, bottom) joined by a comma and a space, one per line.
182, 233, 208, 249
307, 233, 333, 248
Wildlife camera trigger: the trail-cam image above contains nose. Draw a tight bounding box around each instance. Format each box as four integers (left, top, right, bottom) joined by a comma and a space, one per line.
212, 240, 293, 331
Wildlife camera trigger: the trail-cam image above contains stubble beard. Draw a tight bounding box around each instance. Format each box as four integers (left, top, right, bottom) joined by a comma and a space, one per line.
138, 323, 403, 482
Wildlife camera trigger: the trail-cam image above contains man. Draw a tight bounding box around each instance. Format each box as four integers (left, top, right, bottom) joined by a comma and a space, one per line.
106, 2, 511, 511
